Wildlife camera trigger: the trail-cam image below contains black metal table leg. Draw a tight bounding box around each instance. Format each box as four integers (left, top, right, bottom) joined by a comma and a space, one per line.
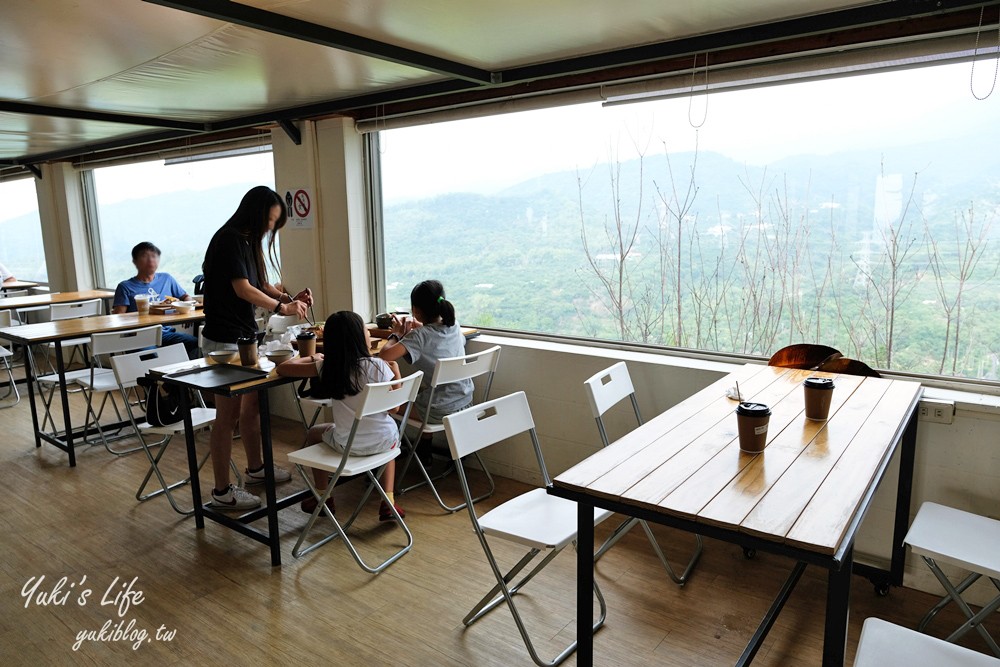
53, 341, 75, 467
890, 410, 918, 586
823, 546, 854, 667
180, 386, 204, 529
258, 389, 281, 567
577, 499, 595, 665
24, 343, 41, 448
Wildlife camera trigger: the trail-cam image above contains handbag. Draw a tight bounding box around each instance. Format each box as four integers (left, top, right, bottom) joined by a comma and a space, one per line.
136, 374, 187, 427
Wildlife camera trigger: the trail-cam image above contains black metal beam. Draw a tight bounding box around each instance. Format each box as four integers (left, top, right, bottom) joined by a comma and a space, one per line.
0, 100, 207, 131
25, 164, 42, 179
142, 0, 497, 85
277, 119, 301, 145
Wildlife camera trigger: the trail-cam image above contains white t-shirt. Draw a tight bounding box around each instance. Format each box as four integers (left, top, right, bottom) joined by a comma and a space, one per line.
316, 357, 399, 456
0, 263, 13, 282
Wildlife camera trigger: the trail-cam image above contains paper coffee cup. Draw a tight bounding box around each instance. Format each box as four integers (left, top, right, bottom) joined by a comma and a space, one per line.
803, 377, 835, 420
736, 402, 771, 453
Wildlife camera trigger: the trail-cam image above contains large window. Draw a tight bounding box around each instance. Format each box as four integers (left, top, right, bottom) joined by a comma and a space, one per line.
380, 61, 1000, 381
90, 150, 275, 293
0, 176, 47, 282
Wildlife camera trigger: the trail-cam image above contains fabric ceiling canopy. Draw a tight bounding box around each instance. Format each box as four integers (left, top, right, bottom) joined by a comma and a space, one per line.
1, 0, 998, 166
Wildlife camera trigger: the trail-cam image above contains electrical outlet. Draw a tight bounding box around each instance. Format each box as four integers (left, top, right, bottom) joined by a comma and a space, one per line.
918, 399, 955, 424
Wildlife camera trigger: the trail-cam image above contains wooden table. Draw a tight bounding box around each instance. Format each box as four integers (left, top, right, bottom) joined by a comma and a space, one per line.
0, 310, 205, 466
153, 358, 305, 567
549, 363, 922, 667
1, 280, 40, 292
0, 289, 115, 312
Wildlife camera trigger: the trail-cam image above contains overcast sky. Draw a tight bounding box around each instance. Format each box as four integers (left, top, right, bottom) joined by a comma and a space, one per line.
380, 61, 999, 202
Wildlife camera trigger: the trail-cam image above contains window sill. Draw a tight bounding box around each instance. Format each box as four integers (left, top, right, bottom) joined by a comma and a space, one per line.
470, 331, 1000, 420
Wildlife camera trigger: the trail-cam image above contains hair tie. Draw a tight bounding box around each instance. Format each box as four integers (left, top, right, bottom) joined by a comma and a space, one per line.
437, 296, 444, 303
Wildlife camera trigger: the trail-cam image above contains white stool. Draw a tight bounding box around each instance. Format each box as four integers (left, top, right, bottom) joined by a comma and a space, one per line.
855, 618, 1000, 666
904, 502, 1000, 657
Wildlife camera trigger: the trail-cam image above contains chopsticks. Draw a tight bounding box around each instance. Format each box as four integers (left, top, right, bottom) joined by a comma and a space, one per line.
285, 289, 317, 327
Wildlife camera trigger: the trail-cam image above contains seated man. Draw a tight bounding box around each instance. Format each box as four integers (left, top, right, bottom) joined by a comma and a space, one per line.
0, 261, 16, 283
112, 242, 198, 358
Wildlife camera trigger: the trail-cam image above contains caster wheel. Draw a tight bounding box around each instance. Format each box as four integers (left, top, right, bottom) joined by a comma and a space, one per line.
874, 581, 891, 597
743, 547, 756, 560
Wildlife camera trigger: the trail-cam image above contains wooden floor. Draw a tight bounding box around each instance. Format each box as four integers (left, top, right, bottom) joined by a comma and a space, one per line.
0, 370, 992, 666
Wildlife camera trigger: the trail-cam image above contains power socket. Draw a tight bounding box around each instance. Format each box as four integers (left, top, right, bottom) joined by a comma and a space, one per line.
918, 398, 955, 424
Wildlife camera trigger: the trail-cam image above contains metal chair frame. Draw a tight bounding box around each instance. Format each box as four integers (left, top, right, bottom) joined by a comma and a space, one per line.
443, 392, 610, 667
397, 345, 501, 513
287, 371, 423, 572
584, 362, 703, 586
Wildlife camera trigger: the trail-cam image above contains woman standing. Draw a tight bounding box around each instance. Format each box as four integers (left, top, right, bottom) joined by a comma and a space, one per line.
202, 186, 310, 510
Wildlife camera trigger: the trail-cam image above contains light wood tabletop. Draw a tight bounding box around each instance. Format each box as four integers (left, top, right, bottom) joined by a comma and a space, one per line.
0, 309, 204, 345
553, 363, 922, 557
0, 280, 41, 291
0, 289, 114, 311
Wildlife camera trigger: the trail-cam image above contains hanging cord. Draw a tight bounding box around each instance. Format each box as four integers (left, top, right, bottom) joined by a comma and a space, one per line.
970, 5, 1000, 100
688, 53, 709, 128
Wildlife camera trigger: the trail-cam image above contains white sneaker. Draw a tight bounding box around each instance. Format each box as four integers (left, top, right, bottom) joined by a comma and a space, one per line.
209, 484, 260, 510
245, 465, 292, 485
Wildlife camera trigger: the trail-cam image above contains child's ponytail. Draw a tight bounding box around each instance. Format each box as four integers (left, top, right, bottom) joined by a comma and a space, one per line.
439, 296, 456, 327
410, 279, 456, 326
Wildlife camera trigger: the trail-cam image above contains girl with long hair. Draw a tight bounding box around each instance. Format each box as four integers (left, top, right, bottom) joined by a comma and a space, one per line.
380, 280, 472, 465
202, 186, 312, 510
278, 311, 406, 521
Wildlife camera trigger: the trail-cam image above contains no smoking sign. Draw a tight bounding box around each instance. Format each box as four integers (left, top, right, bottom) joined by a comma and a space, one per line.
284, 187, 314, 229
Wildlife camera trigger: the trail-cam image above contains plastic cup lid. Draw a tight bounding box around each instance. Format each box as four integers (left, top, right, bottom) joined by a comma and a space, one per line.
297, 331, 316, 339
803, 377, 835, 390
736, 402, 771, 417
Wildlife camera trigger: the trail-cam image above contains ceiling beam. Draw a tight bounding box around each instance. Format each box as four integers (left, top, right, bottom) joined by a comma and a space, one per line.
501, 0, 1000, 82
142, 0, 498, 85
0, 100, 208, 131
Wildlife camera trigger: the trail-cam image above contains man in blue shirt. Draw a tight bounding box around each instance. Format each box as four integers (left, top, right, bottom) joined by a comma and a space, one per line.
112, 242, 198, 357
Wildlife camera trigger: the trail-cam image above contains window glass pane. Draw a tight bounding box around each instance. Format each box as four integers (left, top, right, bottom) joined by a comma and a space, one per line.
91, 151, 275, 293
0, 177, 47, 282
380, 61, 1000, 381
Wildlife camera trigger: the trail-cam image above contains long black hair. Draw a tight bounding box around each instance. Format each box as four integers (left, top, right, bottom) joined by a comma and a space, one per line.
204, 186, 285, 284
315, 311, 372, 400
410, 280, 456, 327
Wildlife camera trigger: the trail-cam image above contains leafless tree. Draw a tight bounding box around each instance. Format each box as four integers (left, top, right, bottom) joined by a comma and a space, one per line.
927, 201, 998, 374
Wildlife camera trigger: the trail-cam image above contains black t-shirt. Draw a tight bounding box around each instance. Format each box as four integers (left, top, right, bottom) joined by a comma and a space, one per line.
201, 226, 261, 343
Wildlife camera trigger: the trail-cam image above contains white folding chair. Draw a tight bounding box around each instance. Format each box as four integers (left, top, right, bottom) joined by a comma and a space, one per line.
583, 362, 703, 585
397, 345, 501, 512
904, 502, 1000, 657
442, 391, 612, 667
111, 344, 224, 515
287, 371, 423, 571
854, 617, 1000, 667
77, 325, 163, 455
33, 298, 106, 433
0, 310, 18, 408
47, 298, 103, 368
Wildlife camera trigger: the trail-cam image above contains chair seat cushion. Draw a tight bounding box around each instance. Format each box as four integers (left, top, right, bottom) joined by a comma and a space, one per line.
854, 618, 1000, 667
140, 408, 215, 435
288, 442, 400, 476
479, 488, 613, 551
905, 502, 1000, 579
